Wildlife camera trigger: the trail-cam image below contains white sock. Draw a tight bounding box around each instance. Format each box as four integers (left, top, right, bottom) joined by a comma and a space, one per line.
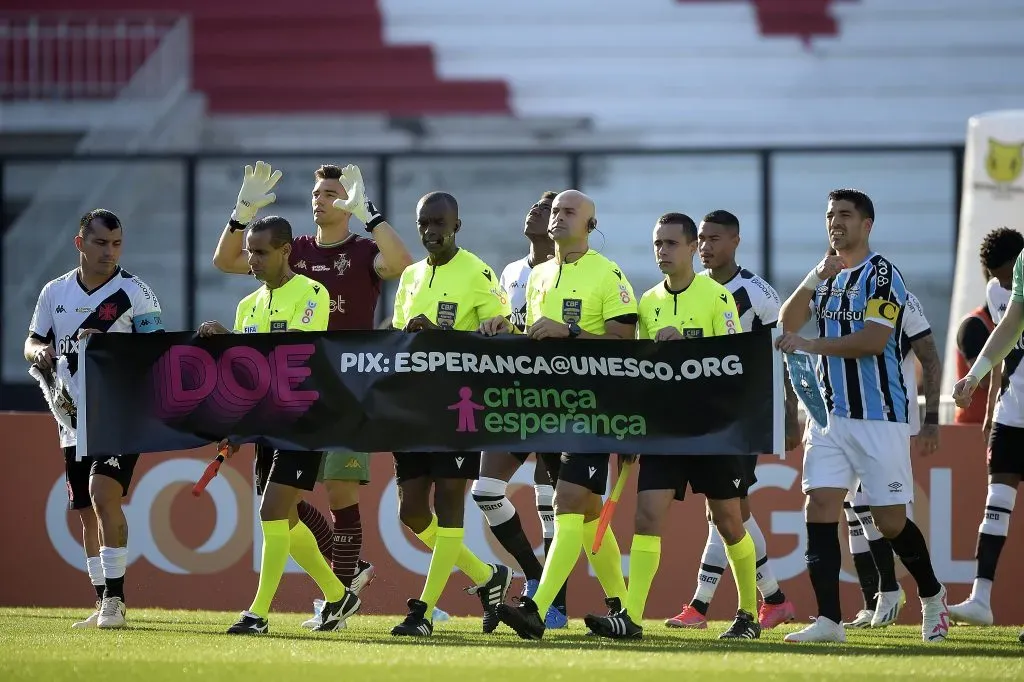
86, 556, 104, 587
744, 516, 781, 599
845, 503, 870, 554
970, 578, 993, 607
535, 484, 555, 540
693, 521, 727, 605
100, 546, 128, 579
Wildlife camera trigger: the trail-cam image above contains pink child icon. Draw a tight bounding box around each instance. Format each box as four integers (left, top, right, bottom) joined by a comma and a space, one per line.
449, 386, 484, 432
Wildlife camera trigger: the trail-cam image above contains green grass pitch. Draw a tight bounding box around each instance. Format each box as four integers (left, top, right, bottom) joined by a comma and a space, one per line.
1, 608, 1022, 681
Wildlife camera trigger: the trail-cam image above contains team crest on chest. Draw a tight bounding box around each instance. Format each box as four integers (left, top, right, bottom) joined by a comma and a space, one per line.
437, 301, 458, 329
562, 298, 582, 323
333, 254, 350, 275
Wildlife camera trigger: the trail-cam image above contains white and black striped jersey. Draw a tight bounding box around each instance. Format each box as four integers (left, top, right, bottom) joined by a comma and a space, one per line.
988, 277, 1024, 427
29, 267, 164, 446
500, 256, 533, 333
699, 266, 780, 331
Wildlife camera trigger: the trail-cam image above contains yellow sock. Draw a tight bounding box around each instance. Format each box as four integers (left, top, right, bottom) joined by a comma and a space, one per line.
625, 534, 661, 619
419, 527, 464, 613
725, 531, 757, 616
532, 513, 584, 613
289, 522, 345, 603
249, 519, 290, 619
583, 518, 627, 603
415, 514, 492, 586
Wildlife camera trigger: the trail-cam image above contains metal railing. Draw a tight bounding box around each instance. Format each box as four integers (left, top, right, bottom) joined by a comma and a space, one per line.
0, 13, 181, 100
0, 144, 966, 410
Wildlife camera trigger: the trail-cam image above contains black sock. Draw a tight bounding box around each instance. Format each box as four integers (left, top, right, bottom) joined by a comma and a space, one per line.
543, 536, 568, 611
103, 577, 125, 601
94, 584, 106, 601
888, 519, 941, 599
690, 599, 709, 616
852, 551, 880, 609
490, 512, 544, 581
868, 537, 899, 593
806, 522, 842, 624
977, 533, 1008, 581
763, 589, 786, 606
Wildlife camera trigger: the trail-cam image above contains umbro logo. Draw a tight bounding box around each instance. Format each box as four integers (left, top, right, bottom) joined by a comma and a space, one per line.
588, 466, 597, 478
104, 457, 120, 469
456, 457, 465, 468
888, 481, 903, 492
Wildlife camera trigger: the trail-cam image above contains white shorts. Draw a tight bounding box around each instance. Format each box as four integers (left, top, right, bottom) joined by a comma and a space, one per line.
803, 414, 913, 506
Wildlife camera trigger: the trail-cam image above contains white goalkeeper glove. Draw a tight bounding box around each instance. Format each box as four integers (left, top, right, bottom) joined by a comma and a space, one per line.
333, 164, 386, 232
231, 161, 283, 225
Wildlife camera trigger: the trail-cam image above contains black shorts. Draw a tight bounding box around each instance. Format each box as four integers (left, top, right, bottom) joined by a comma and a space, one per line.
393, 452, 481, 485
510, 452, 562, 485
253, 445, 323, 496
557, 453, 609, 495
637, 455, 750, 501
63, 446, 138, 511
988, 422, 1024, 477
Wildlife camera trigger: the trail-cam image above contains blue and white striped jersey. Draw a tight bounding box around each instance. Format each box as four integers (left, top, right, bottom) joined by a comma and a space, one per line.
810, 253, 908, 423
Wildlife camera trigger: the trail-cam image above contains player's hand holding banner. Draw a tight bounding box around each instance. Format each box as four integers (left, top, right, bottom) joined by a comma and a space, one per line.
78, 328, 783, 458
785, 351, 828, 428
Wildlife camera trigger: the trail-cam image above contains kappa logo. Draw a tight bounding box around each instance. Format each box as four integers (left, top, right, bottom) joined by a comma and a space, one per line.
104, 458, 121, 469
295, 260, 307, 270
345, 457, 361, 469
455, 456, 465, 469
55, 305, 66, 314
588, 466, 597, 479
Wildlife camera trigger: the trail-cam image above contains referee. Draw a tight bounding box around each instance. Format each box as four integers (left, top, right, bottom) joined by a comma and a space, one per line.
199, 216, 361, 635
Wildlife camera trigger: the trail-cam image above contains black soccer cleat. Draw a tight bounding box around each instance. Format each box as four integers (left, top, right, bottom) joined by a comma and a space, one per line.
719, 610, 762, 639
585, 597, 624, 636
226, 611, 268, 635
496, 596, 546, 640
313, 590, 361, 631
467, 563, 512, 633
391, 598, 434, 637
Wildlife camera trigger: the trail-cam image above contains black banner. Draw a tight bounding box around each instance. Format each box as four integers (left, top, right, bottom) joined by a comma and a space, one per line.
79, 328, 782, 457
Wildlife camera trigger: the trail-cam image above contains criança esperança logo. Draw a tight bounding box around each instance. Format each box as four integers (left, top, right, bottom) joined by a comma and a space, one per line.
448, 381, 645, 441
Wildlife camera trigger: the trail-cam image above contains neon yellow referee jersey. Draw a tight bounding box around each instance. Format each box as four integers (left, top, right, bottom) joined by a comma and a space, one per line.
525, 249, 637, 335
637, 275, 741, 339
234, 273, 331, 333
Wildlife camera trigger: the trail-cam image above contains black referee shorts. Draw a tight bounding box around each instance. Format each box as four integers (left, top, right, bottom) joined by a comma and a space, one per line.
637, 454, 750, 501
557, 453, 609, 495
63, 446, 138, 511
988, 422, 1024, 477
393, 452, 481, 485
253, 445, 323, 496
510, 452, 563, 485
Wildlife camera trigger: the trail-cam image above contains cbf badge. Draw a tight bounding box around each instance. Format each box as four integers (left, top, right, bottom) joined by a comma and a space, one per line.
270, 320, 287, 332
437, 301, 458, 329
562, 298, 582, 323
786, 352, 828, 428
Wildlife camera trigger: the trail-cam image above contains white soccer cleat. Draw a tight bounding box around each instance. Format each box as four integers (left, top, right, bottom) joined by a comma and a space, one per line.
843, 609, 874, 629
870, 588, 905, 628
948, 597, 993, 626
96, 597, 126, 629
921, 586, 950, 643
432, 607, 450, 624
350, 561, 376, 597
72, 602, 101, 629
784, 617, 846, 643
301, 599, 325, 629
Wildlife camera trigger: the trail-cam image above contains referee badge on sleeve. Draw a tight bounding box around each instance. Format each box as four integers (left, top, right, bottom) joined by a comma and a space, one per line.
562, 298, 582, 323
437, 301, 458, 329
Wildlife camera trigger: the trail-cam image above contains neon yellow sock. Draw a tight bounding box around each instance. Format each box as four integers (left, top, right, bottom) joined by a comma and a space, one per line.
625, 534, 661, 619
289, 522, 345, 603
419, 527, 465, 613
415, 514, 492, 585
725, 531, 757, 616
583, 518, 627, 603
249, 519, 291, 619
532, 513, 584, 613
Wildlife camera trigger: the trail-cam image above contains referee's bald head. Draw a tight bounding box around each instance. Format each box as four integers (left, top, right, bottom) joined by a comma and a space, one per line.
418, 191, 459, 216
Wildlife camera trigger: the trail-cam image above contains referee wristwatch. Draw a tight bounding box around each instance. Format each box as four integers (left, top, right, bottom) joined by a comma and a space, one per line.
567, 322, 582, 339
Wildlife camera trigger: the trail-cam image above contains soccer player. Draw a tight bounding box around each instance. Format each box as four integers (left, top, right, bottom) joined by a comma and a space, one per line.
776, 188, 948, 643
950, 228, 1024, 631
202, 216, 361, 634
842, 289, 942, 628
25, 209, 164, 629
212, 161, 413, 626
663, 209, 797, 630
474, 190, 568, 630
583, 212, 760, 640
495, 189, 637, 641
388, 192, 514, 637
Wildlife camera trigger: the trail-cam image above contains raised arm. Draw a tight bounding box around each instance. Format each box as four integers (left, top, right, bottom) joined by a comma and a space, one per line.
213, 162, 282, 274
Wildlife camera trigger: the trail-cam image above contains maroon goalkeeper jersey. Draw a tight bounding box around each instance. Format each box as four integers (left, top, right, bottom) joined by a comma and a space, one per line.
289, 233, 382, 330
